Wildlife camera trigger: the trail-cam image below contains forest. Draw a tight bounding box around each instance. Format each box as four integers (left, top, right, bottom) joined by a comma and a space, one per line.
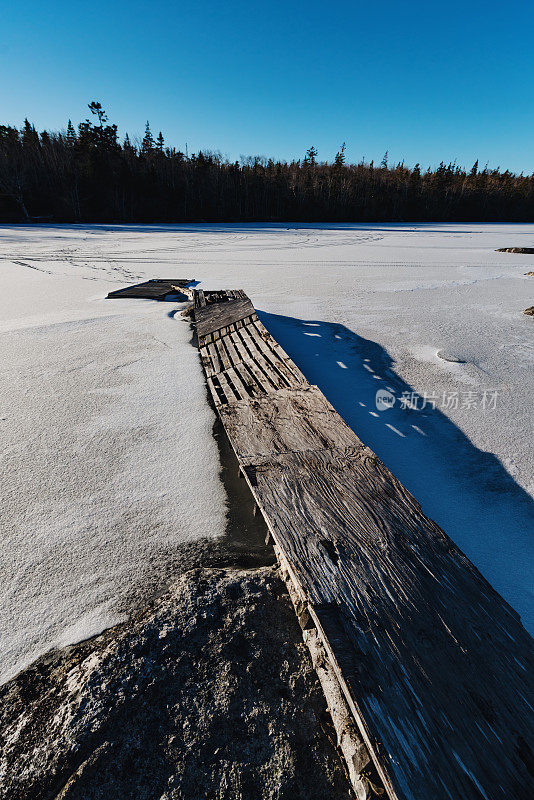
1, 103, 533, 223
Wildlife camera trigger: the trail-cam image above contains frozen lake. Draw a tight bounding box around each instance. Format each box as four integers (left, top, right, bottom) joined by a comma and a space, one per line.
1, 222, 533, 683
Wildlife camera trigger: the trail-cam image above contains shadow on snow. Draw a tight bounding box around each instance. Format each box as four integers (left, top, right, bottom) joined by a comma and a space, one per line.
257, 309, 534, 635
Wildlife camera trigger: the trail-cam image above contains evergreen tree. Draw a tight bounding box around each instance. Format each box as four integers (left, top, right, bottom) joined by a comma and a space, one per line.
123, 133, 135, 155
409, 163, 421, 192
305, 146, 318, 165
87, 102, 118, 150
334, 142, 346, 167
77, 120, 95, 150
1, 104, 533, 224
22, 119, 39, 148
380, 151, 388, 169
88, 101, 107, 128
66, 119, 76, 146
142, 121, 155, 155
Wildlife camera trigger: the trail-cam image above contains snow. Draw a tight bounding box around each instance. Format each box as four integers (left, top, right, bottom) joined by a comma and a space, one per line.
0, 236, 227, 684
1, 222, 533, 683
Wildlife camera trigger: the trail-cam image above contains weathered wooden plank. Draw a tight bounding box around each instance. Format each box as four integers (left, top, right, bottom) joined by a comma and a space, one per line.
199, 346, 215, 378
237, 326, 301, 389
220, 331, 242, 370
207, 342, 223, 375
219, 387, 361, 464
206, 375, 223, 407
242, 446, 534, 800
192, 288, 534, 800
214, 369, 237, 405
226, 332, 279, 394
224, 365, 250, 401
196, 288, 240, 307
107, 278, 193, 300
195, 298, 256, 339
237, 358, 273, 396
229, 363, 264, 399
202, 320, 288, 396
214, 337, 232, 372
252, 319, 308, 384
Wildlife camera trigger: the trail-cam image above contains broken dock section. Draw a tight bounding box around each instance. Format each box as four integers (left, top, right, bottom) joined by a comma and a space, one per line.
192, 288, 534, 800
107, 278, 193, 300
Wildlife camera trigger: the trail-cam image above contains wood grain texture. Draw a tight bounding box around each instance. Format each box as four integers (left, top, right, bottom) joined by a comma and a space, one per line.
193, 289, 534, 800
219, 387, 361, 464
200, 333, 305, 397
243, 448, 534, 799
195, 297, 256, 339
107, 279, 193, 300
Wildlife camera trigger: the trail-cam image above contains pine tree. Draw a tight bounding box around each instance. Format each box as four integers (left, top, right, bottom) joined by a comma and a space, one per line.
305, 146, 318, 165
88, 101, 107, 128
22, 119, 39, 148
77, 120, 95, 150
66, 120, 76, 146
4, 107, 534, 224
409, 163, 421, 191
123, 133, 136, 156
334, 142, 346, 167
142, 121, 155, 155
87, 102, 111, 149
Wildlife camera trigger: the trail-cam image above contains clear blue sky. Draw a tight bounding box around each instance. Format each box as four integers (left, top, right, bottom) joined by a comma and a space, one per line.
2, 0, 533, 172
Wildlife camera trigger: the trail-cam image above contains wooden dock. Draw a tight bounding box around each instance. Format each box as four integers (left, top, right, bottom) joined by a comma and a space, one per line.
107, 278, 193, 300
192, 288, 534, 800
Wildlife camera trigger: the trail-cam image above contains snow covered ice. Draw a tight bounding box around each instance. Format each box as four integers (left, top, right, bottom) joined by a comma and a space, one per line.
1, 222, 533, 684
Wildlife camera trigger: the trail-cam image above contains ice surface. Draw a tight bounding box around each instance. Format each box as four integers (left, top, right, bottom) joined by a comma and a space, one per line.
1, 222, 532, 682
0, 233, 228, 684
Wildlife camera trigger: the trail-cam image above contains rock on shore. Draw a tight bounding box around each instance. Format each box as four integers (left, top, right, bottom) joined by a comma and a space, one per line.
0, 567, 352, 800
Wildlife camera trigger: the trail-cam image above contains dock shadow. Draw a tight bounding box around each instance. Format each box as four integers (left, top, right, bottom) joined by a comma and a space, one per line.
257, 310, 534, 635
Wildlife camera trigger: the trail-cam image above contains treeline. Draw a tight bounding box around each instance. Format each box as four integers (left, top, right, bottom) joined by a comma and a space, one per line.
1, 103, 533, 222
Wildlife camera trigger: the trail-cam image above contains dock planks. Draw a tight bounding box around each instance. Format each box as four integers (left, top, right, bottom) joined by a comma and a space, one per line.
192, 289, 534, 800
107, 278, 193, 300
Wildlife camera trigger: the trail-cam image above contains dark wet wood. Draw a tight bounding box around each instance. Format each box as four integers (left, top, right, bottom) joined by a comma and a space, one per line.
107, 279, 193, 300
192, 288, 534, 800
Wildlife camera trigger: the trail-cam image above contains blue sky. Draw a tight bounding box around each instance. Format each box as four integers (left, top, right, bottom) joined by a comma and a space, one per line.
1, 0, 533, 172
